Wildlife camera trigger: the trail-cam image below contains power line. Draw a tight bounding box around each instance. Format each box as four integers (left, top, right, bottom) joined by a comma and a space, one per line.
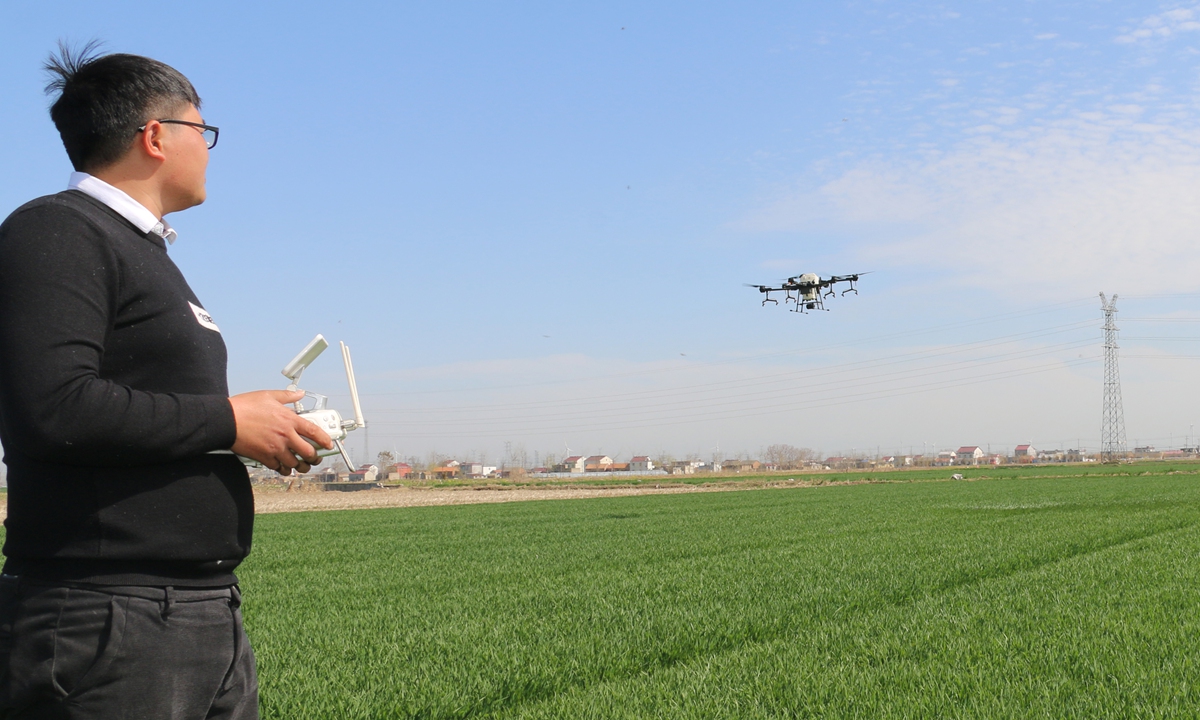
373, 356, 1099, 438
360, 296, 1100, 398
371, 338, 1098, 426
350, 295, 1128, 446
355, 319, 1098, 412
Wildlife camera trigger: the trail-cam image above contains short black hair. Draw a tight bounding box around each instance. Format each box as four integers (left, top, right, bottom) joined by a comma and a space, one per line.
44, 41, 202, 172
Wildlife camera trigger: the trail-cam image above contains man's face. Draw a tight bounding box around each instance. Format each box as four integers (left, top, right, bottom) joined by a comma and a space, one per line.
159, 104, 209, 214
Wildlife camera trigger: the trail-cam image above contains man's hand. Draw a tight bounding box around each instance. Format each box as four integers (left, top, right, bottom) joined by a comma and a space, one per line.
229, 390, 334, 474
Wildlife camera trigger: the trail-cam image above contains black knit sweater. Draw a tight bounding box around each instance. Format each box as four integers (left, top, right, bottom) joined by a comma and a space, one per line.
0, 190, 251, 586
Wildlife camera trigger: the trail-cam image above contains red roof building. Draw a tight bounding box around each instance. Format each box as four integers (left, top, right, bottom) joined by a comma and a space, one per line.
956, 446, 984, 465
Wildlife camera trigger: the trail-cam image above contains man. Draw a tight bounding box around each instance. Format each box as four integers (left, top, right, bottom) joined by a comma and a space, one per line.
0, 46, 332, 718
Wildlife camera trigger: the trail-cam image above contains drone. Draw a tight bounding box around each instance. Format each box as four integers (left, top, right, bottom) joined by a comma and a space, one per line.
745, 272, 869, 313
218, 334, 366, 471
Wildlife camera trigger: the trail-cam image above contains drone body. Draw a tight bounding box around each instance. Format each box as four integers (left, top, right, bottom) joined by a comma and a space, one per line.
746, 272, 868, 313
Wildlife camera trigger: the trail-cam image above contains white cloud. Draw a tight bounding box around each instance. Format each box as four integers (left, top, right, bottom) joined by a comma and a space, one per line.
1117, 5, 1200, 43
738, 116, 1200, 297
1108, 104, 1144, 115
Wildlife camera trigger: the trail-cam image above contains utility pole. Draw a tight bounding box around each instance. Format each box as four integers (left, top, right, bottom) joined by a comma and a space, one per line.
1100, 293, 1127, 463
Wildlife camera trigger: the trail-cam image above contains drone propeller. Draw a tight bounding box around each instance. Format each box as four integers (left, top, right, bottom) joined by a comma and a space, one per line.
743, 283, 781, 294
826, 271, 873, 282
745, 283, 781, 305
825, 271, 873, 296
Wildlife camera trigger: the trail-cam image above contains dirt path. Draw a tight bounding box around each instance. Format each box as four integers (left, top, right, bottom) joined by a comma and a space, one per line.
251, 483, 754, 514
0, 477, 861, 520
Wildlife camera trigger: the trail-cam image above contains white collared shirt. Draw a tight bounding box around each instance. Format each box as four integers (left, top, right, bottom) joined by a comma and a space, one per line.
67, 172, 177, 244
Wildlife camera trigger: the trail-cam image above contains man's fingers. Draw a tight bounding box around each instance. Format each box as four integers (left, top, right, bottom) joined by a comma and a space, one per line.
296, 416, 334, 450
229, 387, 340, 472
286, 428, 322, 463
276, 450, 320, 475
264, 388, 305, 404
276, 451, 301, 471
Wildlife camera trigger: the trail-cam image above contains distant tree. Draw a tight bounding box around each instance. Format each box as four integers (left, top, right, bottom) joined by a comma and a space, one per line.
762, 444, 785, 466
376, 450, 395, 471
763, 444, 816, 469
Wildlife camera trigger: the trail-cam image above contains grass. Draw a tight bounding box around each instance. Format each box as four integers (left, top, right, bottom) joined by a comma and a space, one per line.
235, 467, 1200, 717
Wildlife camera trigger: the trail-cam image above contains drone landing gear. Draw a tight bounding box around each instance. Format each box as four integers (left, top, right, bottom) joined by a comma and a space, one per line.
790, 300, 827, 314
841, 281, 859, 296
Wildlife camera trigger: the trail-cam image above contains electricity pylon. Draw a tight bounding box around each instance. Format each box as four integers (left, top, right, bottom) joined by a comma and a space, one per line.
1100, 292, 1127, 463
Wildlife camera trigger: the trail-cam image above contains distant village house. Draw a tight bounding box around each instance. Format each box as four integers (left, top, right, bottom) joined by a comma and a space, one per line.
629, 456, 655, 472
955, 446, 985, 466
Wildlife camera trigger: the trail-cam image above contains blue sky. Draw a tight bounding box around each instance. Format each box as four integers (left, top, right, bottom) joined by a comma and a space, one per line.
4, 2, 1200, 465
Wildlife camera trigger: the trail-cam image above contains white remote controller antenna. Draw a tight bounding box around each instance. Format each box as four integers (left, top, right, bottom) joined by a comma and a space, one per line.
341, 341, 366, 431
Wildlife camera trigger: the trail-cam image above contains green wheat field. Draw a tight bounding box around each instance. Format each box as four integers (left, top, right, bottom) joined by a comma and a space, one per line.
236, 465, 1200, 718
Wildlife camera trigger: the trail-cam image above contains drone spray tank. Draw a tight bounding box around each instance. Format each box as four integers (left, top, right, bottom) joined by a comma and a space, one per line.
796, 273, 821, 309
281, 334, 366, 471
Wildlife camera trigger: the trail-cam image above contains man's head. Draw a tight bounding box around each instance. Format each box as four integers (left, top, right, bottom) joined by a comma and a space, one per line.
44, 43, 213, 215
45, 42, 202, 174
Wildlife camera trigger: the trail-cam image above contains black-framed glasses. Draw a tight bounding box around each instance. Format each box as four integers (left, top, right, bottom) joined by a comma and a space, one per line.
136, 119, 219, 149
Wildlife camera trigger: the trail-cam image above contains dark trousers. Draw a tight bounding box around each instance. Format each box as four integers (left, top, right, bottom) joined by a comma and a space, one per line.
0, 576, 257, 719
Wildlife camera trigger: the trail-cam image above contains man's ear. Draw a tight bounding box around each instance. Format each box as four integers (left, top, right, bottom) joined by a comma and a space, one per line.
136, 120, 169, 162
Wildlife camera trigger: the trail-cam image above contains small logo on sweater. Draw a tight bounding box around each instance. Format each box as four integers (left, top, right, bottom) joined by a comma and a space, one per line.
189, 302, 220, 332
